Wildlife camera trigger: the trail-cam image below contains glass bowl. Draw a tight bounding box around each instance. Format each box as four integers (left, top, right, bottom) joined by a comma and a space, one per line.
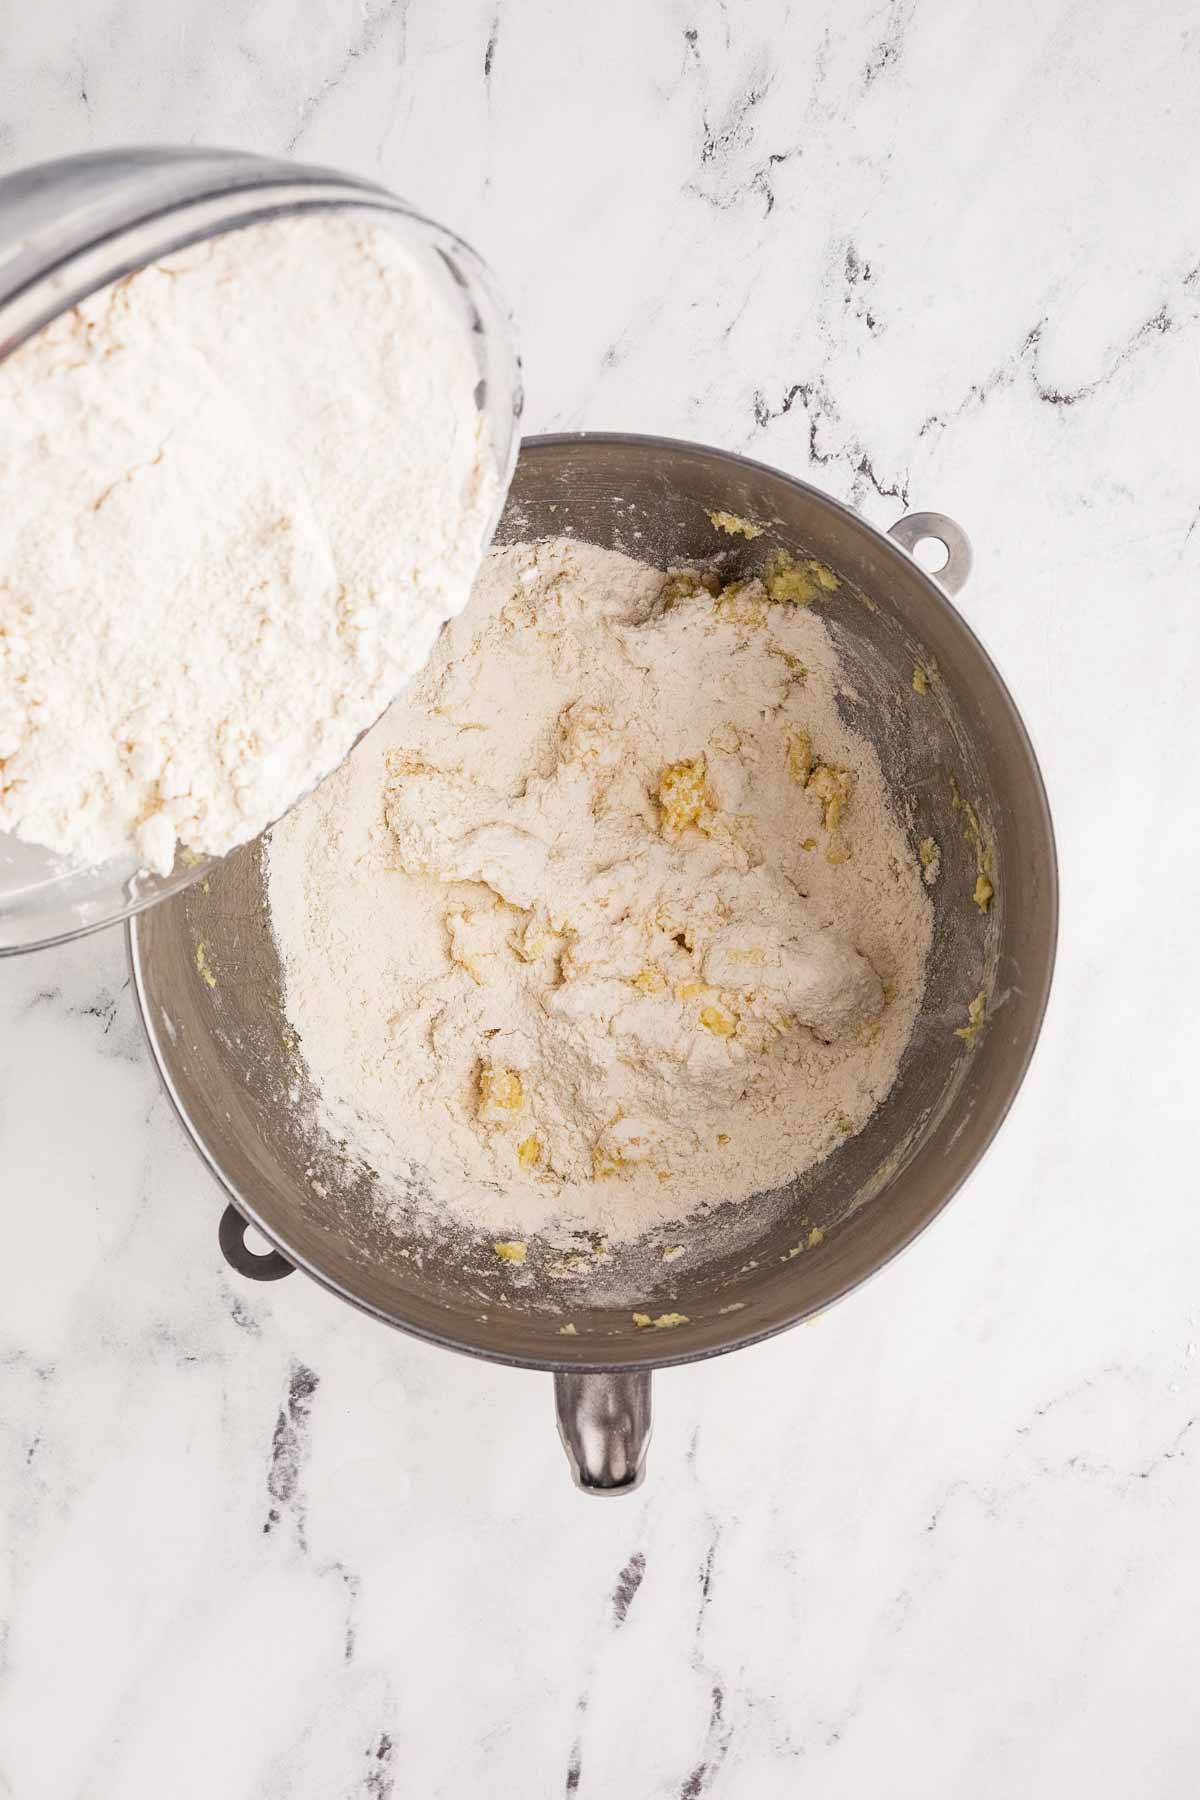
0, 147, 522, 955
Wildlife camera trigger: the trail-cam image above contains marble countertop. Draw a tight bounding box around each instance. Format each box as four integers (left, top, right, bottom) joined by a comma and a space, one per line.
2, 2, 1198, 1794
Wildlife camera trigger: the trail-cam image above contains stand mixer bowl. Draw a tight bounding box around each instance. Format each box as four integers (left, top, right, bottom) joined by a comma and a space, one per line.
128, 432, 1057, 1494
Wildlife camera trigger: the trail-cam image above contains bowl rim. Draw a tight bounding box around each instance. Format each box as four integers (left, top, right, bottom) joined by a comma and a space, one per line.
128, 429, 1060, 1373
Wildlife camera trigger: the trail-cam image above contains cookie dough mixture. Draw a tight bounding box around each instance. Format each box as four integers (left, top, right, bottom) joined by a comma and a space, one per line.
0, 212, 497, 875
268, 538, 932, 1245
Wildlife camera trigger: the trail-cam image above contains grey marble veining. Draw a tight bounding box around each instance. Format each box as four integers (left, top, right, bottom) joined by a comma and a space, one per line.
2, 2, 1199, 1795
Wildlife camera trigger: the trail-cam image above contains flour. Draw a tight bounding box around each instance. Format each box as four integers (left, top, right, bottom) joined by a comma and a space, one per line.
0, 211, 497, 875
268, 538, 933, 1247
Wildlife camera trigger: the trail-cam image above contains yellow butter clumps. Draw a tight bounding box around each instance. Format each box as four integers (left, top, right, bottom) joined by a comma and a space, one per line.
708, 509, 764, 538
950, 776, 997, 915
658, 757, 709, 838
517, 1135, 541, 1168
633, 965, 667, 994
806, 763, 852, 832
699, 1004, 737, 1037
787, 727, 813, 787
477, 1062, 524, 1123
805, 760, 854, 864
764, 550, 840, 606
661, 568, 710, 605
955, 991, 987, 1045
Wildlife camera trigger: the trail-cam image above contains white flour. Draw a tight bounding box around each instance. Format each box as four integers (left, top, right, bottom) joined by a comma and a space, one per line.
268, 538, 932, 1247
0, 211, 497, 875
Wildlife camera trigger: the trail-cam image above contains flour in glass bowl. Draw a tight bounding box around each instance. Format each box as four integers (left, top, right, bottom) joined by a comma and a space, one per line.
0, 211, 498, 876
268, 537, 933, 1249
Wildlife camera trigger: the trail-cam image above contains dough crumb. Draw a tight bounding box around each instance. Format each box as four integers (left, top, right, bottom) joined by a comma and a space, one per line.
194, 942, 217, 989
478, 1063, 525, 1124
764, 550, 840, 605
707, 509, 764, 538
787, 728, 814, 786
658, 757, 710, 838
955, 991, 987, 1044
951, 775, 998, 914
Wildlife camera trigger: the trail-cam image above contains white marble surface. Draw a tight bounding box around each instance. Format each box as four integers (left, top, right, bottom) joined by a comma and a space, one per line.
1, 2, 1199, 1794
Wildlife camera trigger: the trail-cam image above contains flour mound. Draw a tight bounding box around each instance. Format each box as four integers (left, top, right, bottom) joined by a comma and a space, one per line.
268, 538, 932, 1245
0, 212, 497, 875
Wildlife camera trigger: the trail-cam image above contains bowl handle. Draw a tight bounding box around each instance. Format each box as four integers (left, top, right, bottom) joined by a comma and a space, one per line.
554, 1370, 652, 1495
888, 511, 973, 596
218, 1203, 295, 1282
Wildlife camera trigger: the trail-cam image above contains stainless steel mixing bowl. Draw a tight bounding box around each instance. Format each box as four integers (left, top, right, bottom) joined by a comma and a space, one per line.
128, 433, 1057, 1495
